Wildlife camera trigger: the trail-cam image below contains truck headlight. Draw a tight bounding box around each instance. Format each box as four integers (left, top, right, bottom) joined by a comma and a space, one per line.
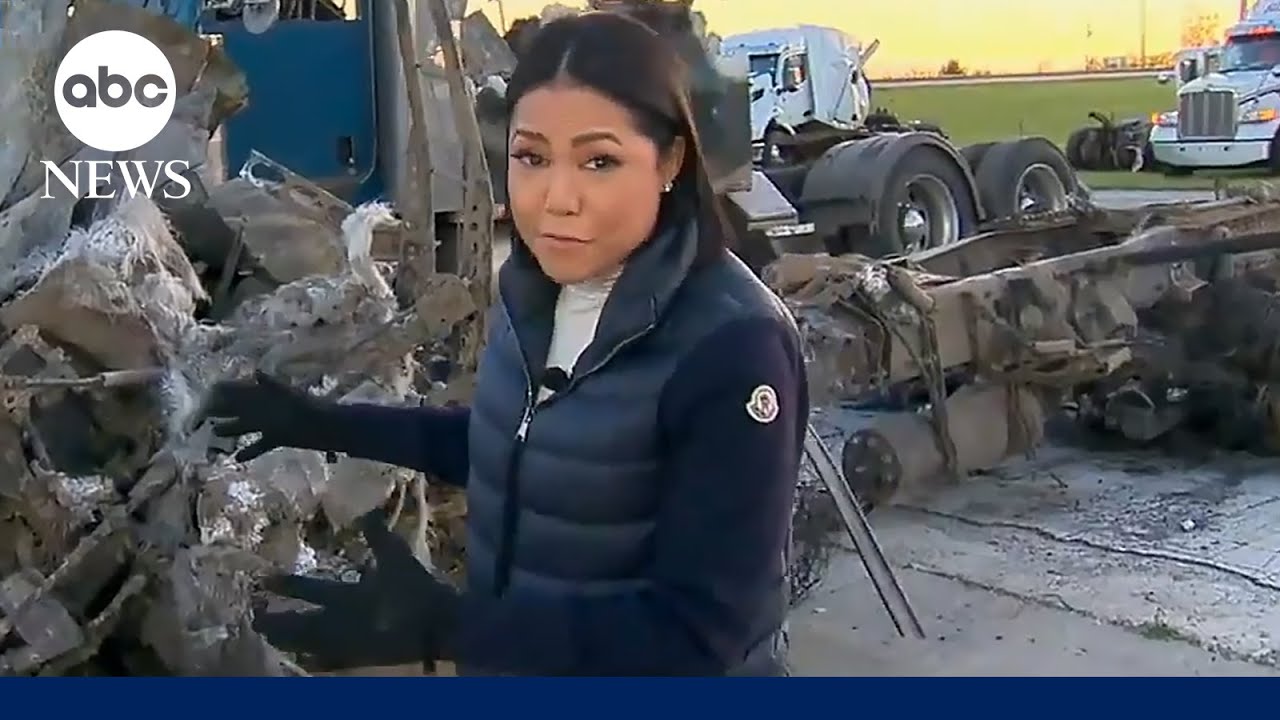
1150, 111, 1177, 127
1240, 107, 1278, 123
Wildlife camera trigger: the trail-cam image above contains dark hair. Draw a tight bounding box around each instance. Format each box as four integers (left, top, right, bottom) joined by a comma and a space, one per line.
503, 11, 732, 264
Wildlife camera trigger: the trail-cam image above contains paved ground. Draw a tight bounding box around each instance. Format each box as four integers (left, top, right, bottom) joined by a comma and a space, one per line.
784, 402, 1280, 676
1088, 188, 1213, 209
788, 560, 1276, 676
787, 408, 1280, 676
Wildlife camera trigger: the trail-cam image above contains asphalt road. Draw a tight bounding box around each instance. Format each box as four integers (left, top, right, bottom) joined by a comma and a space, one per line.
1089, 187, 1214, 209
791, 408, 1280, 675
876, 70, 1157, 88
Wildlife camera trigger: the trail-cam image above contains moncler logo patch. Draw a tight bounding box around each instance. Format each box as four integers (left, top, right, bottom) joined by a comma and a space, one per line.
746, 384, 779, 424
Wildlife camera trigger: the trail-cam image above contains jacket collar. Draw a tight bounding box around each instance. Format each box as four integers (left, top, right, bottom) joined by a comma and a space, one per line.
498, 205, 700, 382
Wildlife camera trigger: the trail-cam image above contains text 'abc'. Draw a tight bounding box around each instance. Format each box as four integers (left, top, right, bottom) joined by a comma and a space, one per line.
48, 29, 192, 200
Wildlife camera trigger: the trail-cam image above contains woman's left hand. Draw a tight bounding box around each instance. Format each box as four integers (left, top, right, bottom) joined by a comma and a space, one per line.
252, 509, 460, 671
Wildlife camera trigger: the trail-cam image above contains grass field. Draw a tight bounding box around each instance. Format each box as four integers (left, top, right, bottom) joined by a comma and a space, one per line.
873, 77, 1248, 190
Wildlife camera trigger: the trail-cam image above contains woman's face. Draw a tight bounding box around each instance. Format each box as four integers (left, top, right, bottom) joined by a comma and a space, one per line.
507, 84, 684, 285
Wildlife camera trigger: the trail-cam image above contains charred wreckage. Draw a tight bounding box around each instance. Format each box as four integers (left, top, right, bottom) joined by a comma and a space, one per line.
765, 189, 1280, 515
0, 0, 484, 675
6, 0, 1280, 676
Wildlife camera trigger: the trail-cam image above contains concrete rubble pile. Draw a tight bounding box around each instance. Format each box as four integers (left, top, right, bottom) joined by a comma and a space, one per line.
0, 1, 476, 675
762, 190, 1280, 513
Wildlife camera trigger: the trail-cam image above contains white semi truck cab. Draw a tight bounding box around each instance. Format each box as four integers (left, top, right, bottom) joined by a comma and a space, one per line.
717, 25, 873, 154
1149, 2, 1280, 173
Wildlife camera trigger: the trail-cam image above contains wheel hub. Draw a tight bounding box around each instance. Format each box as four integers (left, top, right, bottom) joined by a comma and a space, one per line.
896, 174, 960, 253
1015, 162, 1069, 214
900, 206, 927, 249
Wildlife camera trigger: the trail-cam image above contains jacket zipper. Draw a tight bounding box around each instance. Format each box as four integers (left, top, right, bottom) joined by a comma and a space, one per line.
491, 307, 657, 596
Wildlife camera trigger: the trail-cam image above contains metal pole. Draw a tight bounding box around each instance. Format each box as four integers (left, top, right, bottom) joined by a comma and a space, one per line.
1140, 0, 1148, 65
802, 425, 926, 639
493, 0, 507, 33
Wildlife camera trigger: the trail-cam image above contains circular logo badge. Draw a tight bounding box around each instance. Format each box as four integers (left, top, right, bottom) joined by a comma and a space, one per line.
54, 30, 177, 152
746, 384, 779, 424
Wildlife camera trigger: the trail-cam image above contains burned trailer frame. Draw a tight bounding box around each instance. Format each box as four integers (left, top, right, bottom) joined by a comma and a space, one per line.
763, 192, 1280, 510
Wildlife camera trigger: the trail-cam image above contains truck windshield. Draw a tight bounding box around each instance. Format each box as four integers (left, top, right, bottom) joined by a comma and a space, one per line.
1221, 33, 1280, 72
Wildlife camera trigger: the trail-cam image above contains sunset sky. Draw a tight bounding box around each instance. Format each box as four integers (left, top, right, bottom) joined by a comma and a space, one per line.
476, 0, 1249, 76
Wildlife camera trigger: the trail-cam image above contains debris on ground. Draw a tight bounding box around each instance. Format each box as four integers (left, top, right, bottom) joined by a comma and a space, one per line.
1065, 112, 1153, 173
0, 1, 477, 676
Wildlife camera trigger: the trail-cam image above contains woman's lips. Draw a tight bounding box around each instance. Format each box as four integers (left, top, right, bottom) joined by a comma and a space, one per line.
539, 233, 589, 246
540, 233, 588, 243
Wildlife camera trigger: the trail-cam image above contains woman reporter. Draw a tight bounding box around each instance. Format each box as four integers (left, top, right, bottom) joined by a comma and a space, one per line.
204, 10, 808, 676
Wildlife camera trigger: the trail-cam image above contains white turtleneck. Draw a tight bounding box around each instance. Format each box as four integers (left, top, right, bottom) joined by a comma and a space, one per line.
537, 268, 620, 403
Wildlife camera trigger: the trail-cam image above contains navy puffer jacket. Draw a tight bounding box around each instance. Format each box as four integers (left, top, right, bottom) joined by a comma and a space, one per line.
325, 209, 808, 676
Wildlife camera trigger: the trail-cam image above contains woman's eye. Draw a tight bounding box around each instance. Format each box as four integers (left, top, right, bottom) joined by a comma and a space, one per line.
584, 155, 619, 171
510, 151, 545, 168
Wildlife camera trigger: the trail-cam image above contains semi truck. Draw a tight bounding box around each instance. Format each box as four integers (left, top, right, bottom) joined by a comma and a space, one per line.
712, 21, 1080, 262
1148, 0, 1280, 174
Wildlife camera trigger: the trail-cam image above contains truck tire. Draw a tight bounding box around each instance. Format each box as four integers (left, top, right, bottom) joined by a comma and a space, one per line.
1079, 127, 1108, 170
875, 143, 979, 255
974, 137, 1076, 219
799, 134, 981, 258
1268, 129, 1280, 174
1139, 141, 1157, 173
1065, 127, 1090, 169
960, 142, 995, 175
1066, 126, 1108, 170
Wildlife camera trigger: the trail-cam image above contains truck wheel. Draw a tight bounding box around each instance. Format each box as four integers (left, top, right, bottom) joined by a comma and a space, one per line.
1139, 141, 1158, 173
974, 137, 1076, 219
960, 142, 994, 175
1067, 127, 1107, 170
1268, 129, 1280, 174
1065, 127, 1091, 169
877, 144, 979, 254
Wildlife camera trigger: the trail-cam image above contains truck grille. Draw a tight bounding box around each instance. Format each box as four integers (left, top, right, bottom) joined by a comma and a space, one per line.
1177, 90, 1237, 139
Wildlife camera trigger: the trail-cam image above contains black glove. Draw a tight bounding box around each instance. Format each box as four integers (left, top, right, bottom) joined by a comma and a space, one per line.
201, 371, 336, 462
251, 509, 460, 671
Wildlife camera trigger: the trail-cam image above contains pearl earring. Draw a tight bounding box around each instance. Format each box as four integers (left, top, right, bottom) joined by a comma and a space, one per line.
663, 181, 673, 193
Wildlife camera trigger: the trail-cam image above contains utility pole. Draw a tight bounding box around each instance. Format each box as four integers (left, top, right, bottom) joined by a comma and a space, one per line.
1139, 0, 1147, 67
491, 0, 507, 33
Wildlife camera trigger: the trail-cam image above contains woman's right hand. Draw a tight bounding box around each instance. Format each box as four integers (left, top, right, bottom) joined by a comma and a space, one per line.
202, 371, 327, 462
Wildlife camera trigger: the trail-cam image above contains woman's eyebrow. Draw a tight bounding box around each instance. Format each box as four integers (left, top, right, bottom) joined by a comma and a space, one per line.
512, 128, 548, 142
570, 130, 622, 147
511, 128, 623, 146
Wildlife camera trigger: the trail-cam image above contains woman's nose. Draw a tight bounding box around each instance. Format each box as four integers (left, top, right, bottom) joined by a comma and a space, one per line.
543, 169, 581, 216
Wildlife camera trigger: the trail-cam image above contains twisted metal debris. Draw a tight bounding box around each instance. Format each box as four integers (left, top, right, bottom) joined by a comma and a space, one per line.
0, 1, 477, 675
764, 187, 1280, 513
